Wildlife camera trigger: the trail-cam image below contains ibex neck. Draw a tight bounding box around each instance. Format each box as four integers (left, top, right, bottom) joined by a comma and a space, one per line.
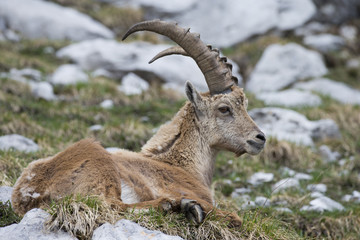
141, 103, 217, 188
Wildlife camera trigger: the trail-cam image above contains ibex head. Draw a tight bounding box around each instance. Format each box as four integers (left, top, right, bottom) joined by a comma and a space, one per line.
123, 20, 265, 156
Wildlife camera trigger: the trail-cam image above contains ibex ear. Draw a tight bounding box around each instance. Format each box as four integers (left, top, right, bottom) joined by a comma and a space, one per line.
185, 81, 204, 119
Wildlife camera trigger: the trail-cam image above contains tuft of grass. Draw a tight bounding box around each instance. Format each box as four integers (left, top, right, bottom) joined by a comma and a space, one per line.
0, 201, 22, 227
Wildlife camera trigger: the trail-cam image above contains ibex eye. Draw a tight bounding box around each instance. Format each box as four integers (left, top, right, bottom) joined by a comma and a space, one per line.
218, 106, 230, 114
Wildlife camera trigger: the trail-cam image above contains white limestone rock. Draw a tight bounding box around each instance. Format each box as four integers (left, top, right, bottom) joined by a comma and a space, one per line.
318, 145, 341, 163
56, 40, 242, 92
92, 219, 183, 240
247, 43, 327, 93
275, 207, 293, 213
231, 188, 252, 199
307, 184, 327, 193
105, 147, 122, 153
342, 191, 360, 203
346, 59, 360, 69
295, 78, 360, 105
294, 173, 313, 181
100, 99, 114, 109
50, 64, 88, 86
30, 81, 57, 101
272, 178, 300, 193
89, 125, 103, 131
340, 25, 358, 42
256, 89, 322, 107
0, 186, 13, 204
248, 172, 274, 186
303, 34, 345, 52
311, 192, 325, 198
118, 73, 149, 95
249, 107, 340, 146
301, 196, 345, 213
2, 68, 42, 83
0, 0, 114, 41
0, 134, 39, 153
0, 208, 76, 240
295, 22, 329, 37
255, 196, 270, 207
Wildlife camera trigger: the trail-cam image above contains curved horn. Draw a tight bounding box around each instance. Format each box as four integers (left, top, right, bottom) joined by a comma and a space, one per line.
122, 20, 237, 95
149, 46, 189, 64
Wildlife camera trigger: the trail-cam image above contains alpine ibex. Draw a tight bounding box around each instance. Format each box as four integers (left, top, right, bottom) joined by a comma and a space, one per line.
11, 20, 266, 226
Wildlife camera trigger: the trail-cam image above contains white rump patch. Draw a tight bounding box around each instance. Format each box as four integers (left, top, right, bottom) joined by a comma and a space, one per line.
121, 180, 139, 204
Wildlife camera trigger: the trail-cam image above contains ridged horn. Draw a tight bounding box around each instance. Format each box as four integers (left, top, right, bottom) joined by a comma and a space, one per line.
122, 20, 237, 95
149, 46, 189, 64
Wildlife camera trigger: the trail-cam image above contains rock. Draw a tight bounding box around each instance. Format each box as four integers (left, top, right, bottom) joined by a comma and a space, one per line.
272, 178, 300, 193
281, 167, 296, 177
100, 99, 114, 109
89, 125, 103, 131
311, 192, 324, 198
92, 219, 183, 240
2, 68, 42, 83
275, 207, 293, 213
255, 196, 270, 207
118, 73, 149, 95
249, 107, 340, 146
0, 134, 39, 153
30, 81, 57, 101
294, 22, 329, 37
340, 25, 358, 42
57, 40, 242, 92
318, 145, 341, 163
346, 59, 360, 69
301, 196, 345, 212
241, 200, 256, 210
114, 0, 196, 17
49, 64, 88, 86
295, 78, 360, 105
91, 68, 115, 79
307, 183, 327, 193
0, 186, 13, 203
294, 173, 313, 181
303, 34, 345, 52
256, 89, 322, 107
247, 43, 327, 93
0, 0, 114, 41
248, 172, 274, 186
174, 0, 315, 47
342, 191, 360, 203
312, 0, 360, 24
0, 208, 75, 240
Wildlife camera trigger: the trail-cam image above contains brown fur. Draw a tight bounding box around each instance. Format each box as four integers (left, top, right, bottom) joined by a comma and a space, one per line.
12, 85, 265, 226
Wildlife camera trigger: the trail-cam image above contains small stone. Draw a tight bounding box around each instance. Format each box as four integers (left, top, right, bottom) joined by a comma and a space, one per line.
50, 64, 88, 86
307, 184, 327, 193
275, 207, 293, 213
346, 59, 360, 69
106, 147, 121, 153
91, 68, 114, 79
0, 134, 39, 153
303, 34, 345, 52
281, 167, 296, 177
294, 173, 313, 181
89, 125, 103, 131
30, 81, 57, 101
311, 192, 324, 198
0, 186, 13, 203
248, 172, 274, 186
241, 201, 256, 210
256, 89, 321, 107
100, 99, 114, 109
318, 145, 341, 163
272, 178, 300, 193
340, 25, 358, 41
118, 73, 149, 95
255, 196, 270, 207
303, 196, 345, 212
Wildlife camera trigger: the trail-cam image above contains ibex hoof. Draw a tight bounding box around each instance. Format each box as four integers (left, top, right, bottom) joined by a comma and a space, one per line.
180, 199, 205, 224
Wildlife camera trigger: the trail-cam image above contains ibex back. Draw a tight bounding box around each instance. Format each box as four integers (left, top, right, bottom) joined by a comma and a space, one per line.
12, 20, 266, 226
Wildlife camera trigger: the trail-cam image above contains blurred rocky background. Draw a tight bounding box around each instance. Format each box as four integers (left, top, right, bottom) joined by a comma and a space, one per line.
0, 0, 359, 239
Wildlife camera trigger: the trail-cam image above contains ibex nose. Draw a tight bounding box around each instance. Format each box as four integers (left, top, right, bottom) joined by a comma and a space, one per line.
255, 133, 266, 142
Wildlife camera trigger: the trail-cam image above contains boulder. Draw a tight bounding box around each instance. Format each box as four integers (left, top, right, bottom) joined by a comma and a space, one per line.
249, 107, 340, 146
49, 64, 89, 86
0, 134, 39, 153
0, 0, 114, 41
303, 34, 345, 52
256, 89, 322, 107
56, 40, 242, 92
295, 78, 360, 105
0, 208, 76, 240
247, 43, 327, 93
92, 219, 183, 240
0, 186, 13, 204
118, 73, 149, 95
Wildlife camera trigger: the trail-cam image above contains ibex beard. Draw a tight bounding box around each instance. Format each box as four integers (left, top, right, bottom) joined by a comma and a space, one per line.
11, 20, 266, 228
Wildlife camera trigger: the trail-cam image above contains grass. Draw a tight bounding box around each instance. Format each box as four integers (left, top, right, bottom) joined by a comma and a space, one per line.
1, 1, 360, 238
